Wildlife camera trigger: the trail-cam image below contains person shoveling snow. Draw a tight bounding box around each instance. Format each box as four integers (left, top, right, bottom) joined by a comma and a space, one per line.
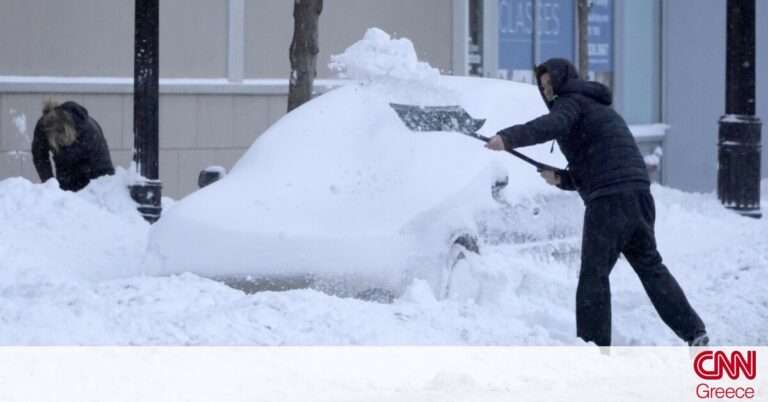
485, 58, 709, 347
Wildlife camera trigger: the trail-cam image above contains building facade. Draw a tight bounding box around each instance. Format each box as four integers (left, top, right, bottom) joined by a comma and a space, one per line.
0, 0, 765, 197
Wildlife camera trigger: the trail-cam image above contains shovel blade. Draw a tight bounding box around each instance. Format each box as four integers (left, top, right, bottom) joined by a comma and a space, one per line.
390, 103, 486, 134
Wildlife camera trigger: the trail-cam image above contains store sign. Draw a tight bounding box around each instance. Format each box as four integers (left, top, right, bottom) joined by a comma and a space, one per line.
498, 0, 575, 71
498, 0, 613, 76
588, 0, 613, 72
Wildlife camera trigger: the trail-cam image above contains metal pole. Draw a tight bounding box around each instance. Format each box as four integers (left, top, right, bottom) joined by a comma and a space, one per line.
577, 0, 589, 79
718, 0, 762, 218
532, 0, 541, 70
131, 0, 163, 223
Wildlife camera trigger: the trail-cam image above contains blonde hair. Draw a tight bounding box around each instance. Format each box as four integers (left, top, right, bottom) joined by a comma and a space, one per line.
40, 99, 77, 152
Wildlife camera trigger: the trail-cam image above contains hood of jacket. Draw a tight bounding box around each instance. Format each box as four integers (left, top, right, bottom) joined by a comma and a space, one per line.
57, 101, 90, 124
535, 58, 612, 108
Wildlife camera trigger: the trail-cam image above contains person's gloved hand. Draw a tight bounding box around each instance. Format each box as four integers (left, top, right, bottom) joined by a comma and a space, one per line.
485, 135, 506, 151
539, 169, 561, 186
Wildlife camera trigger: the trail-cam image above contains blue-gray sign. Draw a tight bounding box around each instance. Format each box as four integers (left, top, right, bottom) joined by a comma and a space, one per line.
498, 0, 613, 74
588, 0, 613, 72
498, 0, 575, 71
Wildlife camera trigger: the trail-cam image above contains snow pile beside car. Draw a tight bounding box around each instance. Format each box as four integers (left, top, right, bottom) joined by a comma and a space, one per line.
0, 169, 149, 284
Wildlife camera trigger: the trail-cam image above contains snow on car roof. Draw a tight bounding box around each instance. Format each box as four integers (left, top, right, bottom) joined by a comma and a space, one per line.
161, 75, 563, 235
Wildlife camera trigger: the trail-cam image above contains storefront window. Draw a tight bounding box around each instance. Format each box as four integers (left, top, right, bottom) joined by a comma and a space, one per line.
498, 0, 574, 83
617, 0, 661, 124
587, 0, 613, 88
497, 0, 614, 89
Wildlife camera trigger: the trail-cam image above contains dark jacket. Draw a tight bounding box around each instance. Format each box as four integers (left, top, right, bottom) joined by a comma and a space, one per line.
497, 58, 649, 202
32, 101, 115, 191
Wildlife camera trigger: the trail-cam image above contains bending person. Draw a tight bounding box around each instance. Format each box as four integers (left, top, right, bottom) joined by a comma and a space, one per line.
32, 100, 115, 192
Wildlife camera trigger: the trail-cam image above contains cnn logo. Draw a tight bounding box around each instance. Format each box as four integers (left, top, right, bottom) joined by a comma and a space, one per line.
694, 350, 757, 380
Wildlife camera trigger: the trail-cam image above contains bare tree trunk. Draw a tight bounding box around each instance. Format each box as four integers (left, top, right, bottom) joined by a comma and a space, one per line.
288, 0, 323, 112
577, 0, 589, 79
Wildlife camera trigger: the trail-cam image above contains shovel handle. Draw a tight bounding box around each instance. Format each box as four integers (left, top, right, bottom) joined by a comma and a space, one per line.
469, 132, 559, 172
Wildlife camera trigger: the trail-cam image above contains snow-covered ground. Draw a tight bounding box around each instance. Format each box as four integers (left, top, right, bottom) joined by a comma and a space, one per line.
1, 172, 765, 345
1, 29, 765, 346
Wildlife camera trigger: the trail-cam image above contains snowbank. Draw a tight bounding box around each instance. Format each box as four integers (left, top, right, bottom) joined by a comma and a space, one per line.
0, 169, 567, 344
1, 171, 764, 346
0, 169, 149, 284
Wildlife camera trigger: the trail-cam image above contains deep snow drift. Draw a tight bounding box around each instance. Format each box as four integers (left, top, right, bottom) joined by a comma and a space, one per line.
0, 29, 765, 345
0, 169, 149, 284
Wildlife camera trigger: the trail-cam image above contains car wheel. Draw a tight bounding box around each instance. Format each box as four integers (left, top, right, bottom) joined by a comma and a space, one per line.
439, 234, 481, 300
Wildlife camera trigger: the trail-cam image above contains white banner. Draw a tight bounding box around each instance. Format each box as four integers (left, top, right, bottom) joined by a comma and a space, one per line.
0, 347, 764, 401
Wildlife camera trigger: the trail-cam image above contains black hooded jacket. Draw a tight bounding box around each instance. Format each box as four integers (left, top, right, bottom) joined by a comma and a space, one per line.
497, 58, 650, 202
32, 101, 115, 192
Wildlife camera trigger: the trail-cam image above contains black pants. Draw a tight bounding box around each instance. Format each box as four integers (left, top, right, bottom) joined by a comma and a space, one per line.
576, 190, 706, 346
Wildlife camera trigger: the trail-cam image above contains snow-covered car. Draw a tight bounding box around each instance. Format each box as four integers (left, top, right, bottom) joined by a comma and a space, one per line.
147, 75, 564, 300
147, 30, 566, 300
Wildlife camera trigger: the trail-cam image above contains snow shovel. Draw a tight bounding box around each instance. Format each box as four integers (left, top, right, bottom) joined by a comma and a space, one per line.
389, 103, 559, 171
